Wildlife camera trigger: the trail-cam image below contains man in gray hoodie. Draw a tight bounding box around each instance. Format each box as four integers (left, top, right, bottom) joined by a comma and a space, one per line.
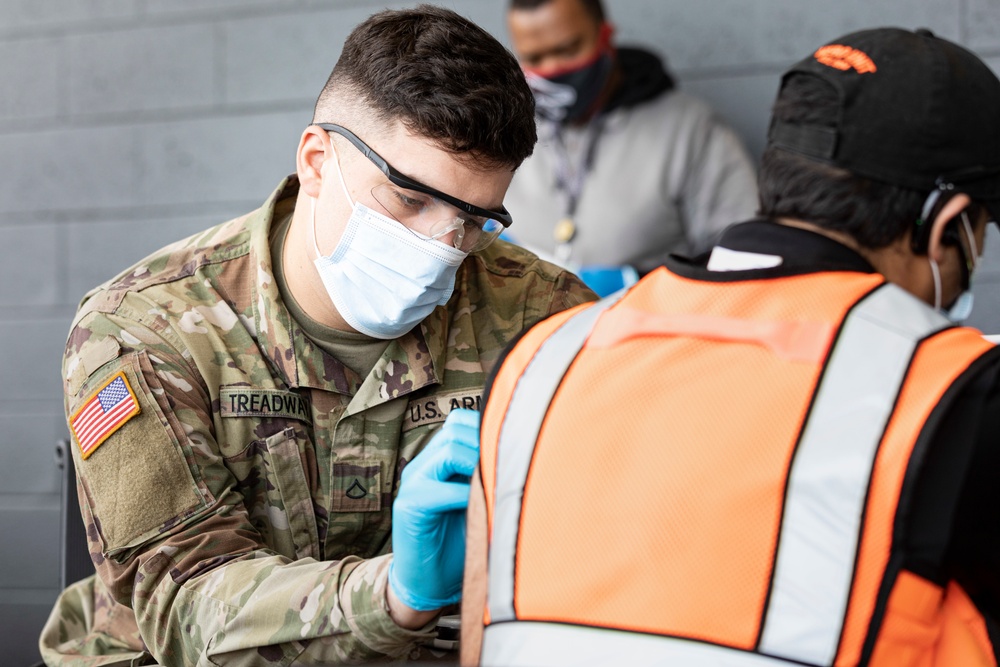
504, 0, 759, 295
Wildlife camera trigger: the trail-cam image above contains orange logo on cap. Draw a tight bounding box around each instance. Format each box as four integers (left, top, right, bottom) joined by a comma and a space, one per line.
814, 44, 877, 74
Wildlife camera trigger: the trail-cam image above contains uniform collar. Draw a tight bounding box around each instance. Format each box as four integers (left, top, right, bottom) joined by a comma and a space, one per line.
249, 177, 451, 403
667, 219, 877, 281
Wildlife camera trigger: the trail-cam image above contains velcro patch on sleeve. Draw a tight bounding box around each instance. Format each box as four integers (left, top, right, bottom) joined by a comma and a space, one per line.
77, 351, 206, 553
81, 337, 122, 378
70, 371, 141, 460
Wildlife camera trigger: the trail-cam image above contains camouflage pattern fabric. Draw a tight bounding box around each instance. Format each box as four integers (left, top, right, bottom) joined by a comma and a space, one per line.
39, 177, 595, 666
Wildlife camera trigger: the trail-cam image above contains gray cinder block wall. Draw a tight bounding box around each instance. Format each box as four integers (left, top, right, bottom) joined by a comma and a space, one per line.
1, 1, 998, 663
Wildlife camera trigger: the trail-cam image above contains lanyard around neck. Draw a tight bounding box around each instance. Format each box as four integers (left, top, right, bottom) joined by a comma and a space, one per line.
550, 116, 608, 263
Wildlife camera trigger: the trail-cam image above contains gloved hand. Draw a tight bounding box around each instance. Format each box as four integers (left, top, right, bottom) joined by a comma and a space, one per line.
389, 408, 480, 611
578, 264, 640, 297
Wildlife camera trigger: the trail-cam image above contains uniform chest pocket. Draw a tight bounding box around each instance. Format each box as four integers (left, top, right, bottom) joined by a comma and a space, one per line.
332, 461, 383, 513
223, 426, 319, 561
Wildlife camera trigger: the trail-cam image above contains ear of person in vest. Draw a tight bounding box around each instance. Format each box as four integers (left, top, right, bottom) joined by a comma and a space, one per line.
477, 267, 998, 667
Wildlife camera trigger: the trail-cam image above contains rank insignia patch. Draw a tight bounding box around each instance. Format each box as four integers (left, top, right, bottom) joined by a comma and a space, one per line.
70, 371, 141, 460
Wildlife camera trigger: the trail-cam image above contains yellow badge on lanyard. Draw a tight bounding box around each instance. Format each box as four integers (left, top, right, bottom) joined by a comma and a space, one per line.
554, 217, 577, 244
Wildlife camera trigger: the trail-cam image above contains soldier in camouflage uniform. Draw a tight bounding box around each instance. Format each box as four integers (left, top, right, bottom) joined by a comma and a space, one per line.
39, 6, 595, 666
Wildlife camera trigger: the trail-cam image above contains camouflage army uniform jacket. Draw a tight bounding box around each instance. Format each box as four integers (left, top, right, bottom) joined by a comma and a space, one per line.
39, 177, 594, 666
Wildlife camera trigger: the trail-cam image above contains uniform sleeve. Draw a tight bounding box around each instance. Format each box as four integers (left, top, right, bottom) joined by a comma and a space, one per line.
64, 302, 434, 666
670, 103, 759, 254
544, 269, 598, 317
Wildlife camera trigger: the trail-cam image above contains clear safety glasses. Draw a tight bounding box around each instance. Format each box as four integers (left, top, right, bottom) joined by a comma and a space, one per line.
316, 123, 512, 253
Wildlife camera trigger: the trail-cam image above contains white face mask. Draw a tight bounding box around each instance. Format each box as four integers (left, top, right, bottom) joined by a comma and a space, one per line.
310, 150, 467, 339
929, 212, 979, 323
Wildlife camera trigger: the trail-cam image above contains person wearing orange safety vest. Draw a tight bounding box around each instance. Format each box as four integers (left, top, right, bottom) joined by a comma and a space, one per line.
461, 28, 1000, 667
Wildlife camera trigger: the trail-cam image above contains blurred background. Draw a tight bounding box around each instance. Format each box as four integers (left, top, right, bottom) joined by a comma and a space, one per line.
2, 1, 999, 663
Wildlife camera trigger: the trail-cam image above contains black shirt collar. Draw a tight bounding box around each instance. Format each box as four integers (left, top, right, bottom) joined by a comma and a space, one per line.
666, 219, 877, 282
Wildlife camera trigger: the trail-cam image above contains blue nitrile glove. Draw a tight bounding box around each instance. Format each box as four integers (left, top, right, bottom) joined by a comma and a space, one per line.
578, 264, 640, 297
389, 408, 480, 611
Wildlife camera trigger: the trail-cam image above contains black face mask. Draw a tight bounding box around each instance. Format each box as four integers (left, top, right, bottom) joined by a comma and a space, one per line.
526, 52, 614, 124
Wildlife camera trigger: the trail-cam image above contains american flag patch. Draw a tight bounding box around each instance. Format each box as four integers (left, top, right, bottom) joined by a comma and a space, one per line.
70, 372, 141, 460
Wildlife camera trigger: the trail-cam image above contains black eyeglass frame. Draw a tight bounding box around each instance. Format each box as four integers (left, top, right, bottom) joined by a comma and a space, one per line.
314, 123, 513, 228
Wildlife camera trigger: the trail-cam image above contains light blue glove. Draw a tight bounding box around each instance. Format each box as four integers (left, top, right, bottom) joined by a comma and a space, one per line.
578, 264, 640, 297
389, 408, 480, 611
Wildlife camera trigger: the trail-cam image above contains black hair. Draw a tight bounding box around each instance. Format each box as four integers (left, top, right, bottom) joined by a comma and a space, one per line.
758, 73, 929, 249
314, 5, 536, 170
509, 0, 606, 24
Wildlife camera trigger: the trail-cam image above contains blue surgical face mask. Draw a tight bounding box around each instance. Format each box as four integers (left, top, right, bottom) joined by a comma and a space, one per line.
310, 150, 467, 339
929, 212, 979, 323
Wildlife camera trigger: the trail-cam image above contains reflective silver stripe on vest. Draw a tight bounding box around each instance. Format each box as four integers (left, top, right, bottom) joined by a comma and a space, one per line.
482, 622, 791, 667
488, 292, 623, 623
758, 284, 949, 664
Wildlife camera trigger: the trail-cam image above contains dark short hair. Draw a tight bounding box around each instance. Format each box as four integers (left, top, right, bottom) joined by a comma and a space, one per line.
315, 5, 536, 170
509, 0, 606, 24
759, 73, 929, 249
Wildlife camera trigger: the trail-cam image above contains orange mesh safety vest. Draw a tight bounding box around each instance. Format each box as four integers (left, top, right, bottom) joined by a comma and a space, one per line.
479, 267, 997, 667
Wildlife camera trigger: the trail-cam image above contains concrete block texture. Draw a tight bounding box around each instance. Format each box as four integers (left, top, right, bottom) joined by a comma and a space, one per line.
0, 37, 62, 122
445, 0, 509, 36
223, 6, 402, 107
0, 115, 300, 215
0, 413, 64, 496
0, 595, 61, 666
144, 0, 296, 17
0, 224, 61, 308
609, 0, 962, 74
136, 111, 304, 206
0, 0, 138, 32
0, 318, 72, 403
222, 0, 506, 107
0, 126, 140, 214
967, 0, 1000, 52
0, 506, 60, 589
69, 23, 216, 116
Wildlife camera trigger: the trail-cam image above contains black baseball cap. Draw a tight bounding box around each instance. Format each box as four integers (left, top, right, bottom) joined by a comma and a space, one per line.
768, 27, 1000, 224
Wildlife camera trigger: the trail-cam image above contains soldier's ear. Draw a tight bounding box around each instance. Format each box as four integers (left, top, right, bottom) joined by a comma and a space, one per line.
296, 126, 331, 199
